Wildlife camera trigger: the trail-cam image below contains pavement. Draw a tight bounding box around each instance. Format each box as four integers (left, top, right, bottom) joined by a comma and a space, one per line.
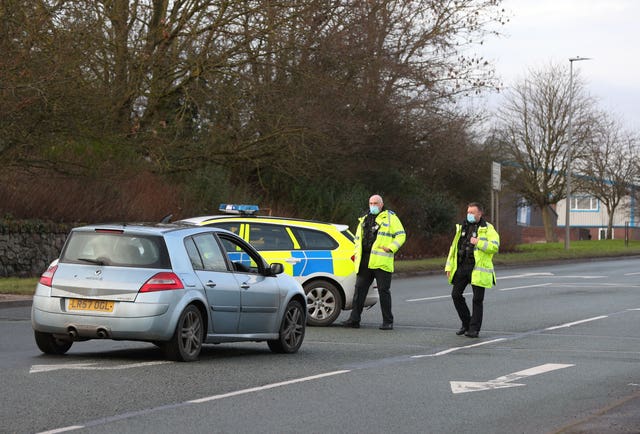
1, 295, 638, 433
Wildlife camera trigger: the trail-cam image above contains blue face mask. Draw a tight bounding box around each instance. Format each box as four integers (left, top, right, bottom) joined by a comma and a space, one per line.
370, 205, 380, 215
466, 213, 476, 223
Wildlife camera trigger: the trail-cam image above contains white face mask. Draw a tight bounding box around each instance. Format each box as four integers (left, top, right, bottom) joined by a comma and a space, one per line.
466, 213, 476, 223
369, 205, 380, 215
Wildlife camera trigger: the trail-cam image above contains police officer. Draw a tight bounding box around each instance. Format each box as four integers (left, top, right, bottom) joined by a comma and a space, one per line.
342, 194, 406, 330
445, 202, 499, 338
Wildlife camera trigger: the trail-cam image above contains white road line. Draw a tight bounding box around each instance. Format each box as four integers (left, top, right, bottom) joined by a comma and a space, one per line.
30, 361, 170, 374
545, 315, 608, 331
499, 283, 552, 292
498, 272, 554, 280
624, 272, 640, 276
406, 295, 450, 302
411, 338, 506, 359
37, 370, 350, 434
188, 370, 351, 403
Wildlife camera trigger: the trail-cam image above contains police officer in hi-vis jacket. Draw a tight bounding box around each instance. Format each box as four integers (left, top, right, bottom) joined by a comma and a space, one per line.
445, 202, 499, 338
342, 194, 406, 330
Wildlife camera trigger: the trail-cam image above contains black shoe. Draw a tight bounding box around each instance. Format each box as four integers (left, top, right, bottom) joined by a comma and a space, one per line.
341, 319, 360, 328
379, 323, 393, 330
456, 327, 468, 336
465, 330, 479, 338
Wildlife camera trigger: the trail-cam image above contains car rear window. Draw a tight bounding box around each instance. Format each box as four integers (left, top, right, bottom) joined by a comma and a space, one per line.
60, 231, 170, 268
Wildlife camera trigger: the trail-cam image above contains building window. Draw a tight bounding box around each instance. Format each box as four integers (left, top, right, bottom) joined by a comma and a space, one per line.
570, 196, 598, 211
516, 198, 531, 226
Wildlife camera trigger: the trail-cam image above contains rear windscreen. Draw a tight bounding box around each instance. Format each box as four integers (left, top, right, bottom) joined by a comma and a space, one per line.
60, 231, 171, 268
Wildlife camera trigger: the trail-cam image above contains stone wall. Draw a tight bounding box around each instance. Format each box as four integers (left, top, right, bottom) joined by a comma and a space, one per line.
0, 220, 73, 278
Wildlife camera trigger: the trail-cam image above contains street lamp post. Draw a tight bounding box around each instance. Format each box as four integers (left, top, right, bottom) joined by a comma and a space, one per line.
565, 56, 591, 250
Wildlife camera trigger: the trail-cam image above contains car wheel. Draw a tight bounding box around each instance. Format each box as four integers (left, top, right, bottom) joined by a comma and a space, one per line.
268, 300, 305, 354
162, 305, 203, 362
304, 280, 342, 326
34, 330, 73, 355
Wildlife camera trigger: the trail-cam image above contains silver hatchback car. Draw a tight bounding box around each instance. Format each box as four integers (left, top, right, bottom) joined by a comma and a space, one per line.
31, 223, 306, 361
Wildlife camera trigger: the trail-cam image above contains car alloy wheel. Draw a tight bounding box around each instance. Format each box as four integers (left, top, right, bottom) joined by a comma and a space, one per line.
163, 304, 203, 362
268, 300, 305, 353
304, 280, 342, 327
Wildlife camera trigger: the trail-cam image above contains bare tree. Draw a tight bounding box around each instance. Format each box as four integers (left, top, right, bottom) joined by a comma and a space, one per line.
574, 113, 640, 238
494, 62, 595, 242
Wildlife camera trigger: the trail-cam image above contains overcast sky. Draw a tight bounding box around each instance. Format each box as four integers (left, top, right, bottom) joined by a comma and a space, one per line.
475, 0, 640, 131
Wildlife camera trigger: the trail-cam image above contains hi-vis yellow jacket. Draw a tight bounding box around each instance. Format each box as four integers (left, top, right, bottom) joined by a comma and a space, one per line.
354, 209, 406, 273
445, 220, 500, 288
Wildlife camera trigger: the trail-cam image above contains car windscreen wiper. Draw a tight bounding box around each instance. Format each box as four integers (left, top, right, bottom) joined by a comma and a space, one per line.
77, 257, 106, 266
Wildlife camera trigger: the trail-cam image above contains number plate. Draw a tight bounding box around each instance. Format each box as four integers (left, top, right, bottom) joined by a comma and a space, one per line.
68, 298, 115, 313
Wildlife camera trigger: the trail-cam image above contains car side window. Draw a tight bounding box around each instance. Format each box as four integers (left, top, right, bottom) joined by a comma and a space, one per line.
290, 227, 338, 250
217, 235, 261, 273
190, 234, 228, 272
248, 223, 294, 251
184, 237, 204, 270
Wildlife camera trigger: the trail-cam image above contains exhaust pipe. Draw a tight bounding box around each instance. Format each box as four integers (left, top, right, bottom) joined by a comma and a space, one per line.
96, 328, 109, 339
68, 327, 78, 339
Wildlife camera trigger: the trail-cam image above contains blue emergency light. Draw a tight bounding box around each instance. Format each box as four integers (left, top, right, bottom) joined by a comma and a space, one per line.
219, 204, 259, 215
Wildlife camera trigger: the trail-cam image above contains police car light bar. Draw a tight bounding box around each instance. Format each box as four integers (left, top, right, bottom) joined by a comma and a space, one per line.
219, 204, 259, 215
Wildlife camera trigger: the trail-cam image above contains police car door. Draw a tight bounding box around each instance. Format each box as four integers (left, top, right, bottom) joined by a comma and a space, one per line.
246, 223, 303, 277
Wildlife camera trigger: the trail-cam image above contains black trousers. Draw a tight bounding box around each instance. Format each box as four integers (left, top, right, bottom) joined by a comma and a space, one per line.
451, 267, 485, 332
348, 263, 393, 325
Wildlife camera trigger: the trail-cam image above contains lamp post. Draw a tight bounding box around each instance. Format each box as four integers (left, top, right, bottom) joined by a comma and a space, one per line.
565, 56, 591, 250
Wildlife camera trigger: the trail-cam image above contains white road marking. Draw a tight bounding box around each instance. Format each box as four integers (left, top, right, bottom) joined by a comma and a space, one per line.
406, 295, 450, 302
544, 315, 608, 331
188, 370, 351, 403
30, 361, 170, 374
411, 338, 506, 359
37, 370, 350, 434
498, 272, 554, 280
624, 272, 640, 276
499, 283, 552, 292
450, 363, 574, 394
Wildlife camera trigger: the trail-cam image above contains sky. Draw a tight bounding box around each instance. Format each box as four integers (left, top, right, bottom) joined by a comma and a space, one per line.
474, 0, 640, 131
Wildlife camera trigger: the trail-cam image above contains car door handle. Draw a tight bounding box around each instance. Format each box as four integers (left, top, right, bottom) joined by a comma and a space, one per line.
240, 284, 250, 289
205, 281, 217, 288
285, 258, 302, 264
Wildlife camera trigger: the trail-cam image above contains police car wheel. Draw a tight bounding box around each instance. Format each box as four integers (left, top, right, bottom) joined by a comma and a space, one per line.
304, 280, 342, 327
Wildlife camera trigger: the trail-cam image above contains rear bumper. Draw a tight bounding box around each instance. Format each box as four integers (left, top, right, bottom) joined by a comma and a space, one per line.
31, 294, 177, 341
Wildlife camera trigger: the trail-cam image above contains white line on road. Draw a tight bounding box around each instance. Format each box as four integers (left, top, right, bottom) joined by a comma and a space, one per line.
406, 295, 450, 302
411, 338, 507, 359
30, 361, 170, 374
498, 272, 554, 280
544, 316, 608, 331
499, 283, 552, 292
188, 370, 351, 403
37, 370, 351, 434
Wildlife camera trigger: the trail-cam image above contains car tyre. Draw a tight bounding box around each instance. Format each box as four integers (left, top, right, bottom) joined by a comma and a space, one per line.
162, 305, 203, 362
268, 300, 305, 354
304, 280, 342, 326
34, 330, 73, 355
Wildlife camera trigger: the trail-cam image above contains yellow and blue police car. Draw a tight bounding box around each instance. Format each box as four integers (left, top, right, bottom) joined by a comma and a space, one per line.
179, 204, 378, 326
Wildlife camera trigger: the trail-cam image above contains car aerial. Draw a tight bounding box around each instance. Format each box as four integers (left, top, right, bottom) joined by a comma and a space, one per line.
178, 204, 378, 326
31, 223, 306, 362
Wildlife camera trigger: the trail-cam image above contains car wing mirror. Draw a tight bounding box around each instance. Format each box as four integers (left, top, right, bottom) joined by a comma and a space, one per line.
269, 262, 284, 275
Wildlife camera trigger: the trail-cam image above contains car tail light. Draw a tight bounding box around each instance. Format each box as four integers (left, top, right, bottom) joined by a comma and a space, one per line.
139, 272, 184, 293
39, 264, 58, 287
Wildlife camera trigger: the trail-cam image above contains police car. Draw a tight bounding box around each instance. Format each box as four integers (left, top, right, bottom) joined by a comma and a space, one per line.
179, 205, 378, 326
